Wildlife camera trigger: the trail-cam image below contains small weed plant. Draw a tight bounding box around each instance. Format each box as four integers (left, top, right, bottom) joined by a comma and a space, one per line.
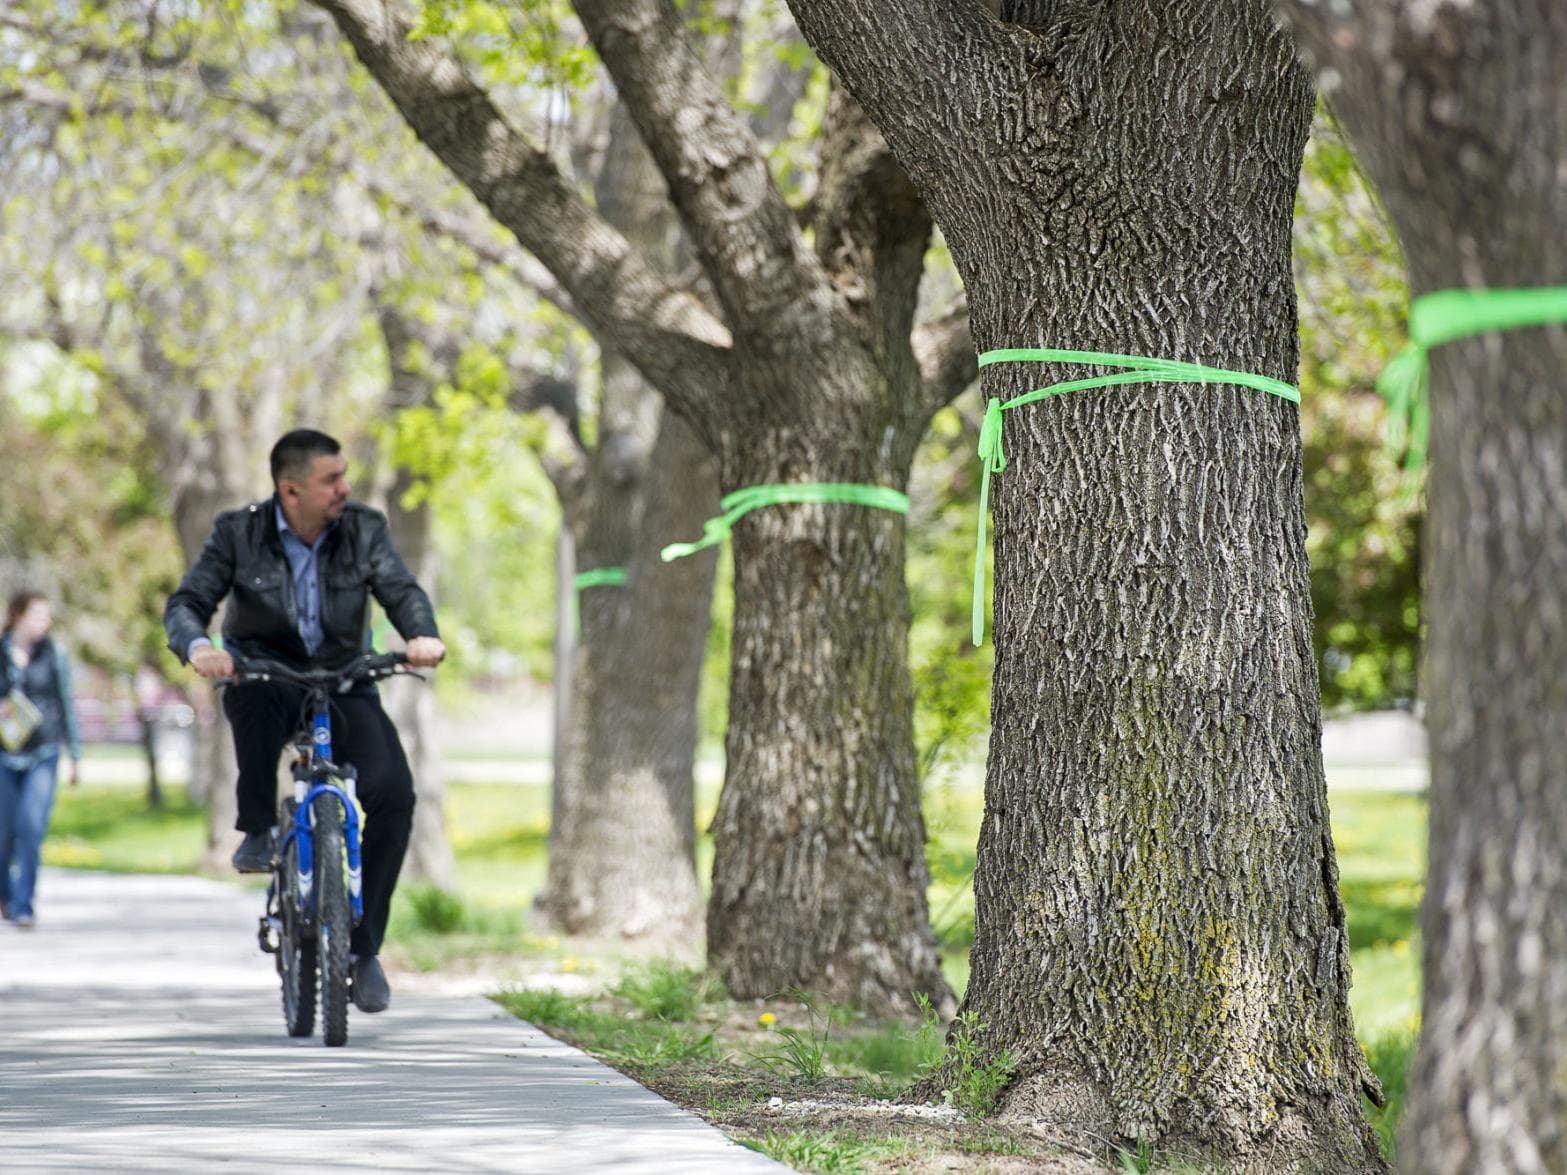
1114, 1139, 1227, 1173
939, 1009, 1017, 1116
1363, 1022, 1418, 1163
753, 992, 832, 1081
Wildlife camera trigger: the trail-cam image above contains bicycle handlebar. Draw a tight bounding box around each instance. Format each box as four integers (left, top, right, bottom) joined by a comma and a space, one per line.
219, 651, 413, 693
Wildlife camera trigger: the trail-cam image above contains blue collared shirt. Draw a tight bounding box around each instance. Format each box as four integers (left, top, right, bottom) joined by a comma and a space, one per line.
275, 504, 335, 656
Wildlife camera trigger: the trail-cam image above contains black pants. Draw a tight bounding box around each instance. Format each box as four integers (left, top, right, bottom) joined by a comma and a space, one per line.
223, 683, 414, 958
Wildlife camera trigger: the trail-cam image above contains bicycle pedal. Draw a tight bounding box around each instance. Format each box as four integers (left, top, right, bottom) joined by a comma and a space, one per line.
257, 916, 280, 954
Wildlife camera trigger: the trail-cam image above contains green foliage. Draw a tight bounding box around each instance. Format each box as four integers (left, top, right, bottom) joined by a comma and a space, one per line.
697, 549, 734, 743
380, 349, 513, 507
411, 0, 598, 102
1295, 110, 1422, 711
906, 403, 993, 778
938, 1010, 1017, 1117
824, 1016, 943, 1089
42, 782, 206, 873
428, 410, 561, 681
0, 386, 184, 674
497, 985, 718, 1073
402, 883, 466, 935
613, 960, 721, 1021
1114, 1140, 1220, 1174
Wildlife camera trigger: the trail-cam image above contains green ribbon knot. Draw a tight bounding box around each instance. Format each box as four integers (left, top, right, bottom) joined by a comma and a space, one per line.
970, 348, 1300, 647
661, 482, 910, 563
1379, 285, 1567, 473
978, 397, 1007, 475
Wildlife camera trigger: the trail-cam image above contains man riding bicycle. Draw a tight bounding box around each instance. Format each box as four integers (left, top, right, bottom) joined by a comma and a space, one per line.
164, 428, 445, 1014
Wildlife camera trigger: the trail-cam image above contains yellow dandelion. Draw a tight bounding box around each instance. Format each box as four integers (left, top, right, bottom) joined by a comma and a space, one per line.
757, 1011, 777, 1027
561, 957, 578, 973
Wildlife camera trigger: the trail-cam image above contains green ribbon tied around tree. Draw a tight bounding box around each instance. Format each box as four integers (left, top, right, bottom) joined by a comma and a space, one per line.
1378, 285, 1567, 473
971, 348, 1301, 646
660, 483, 910, 562
571, 566, 627, 632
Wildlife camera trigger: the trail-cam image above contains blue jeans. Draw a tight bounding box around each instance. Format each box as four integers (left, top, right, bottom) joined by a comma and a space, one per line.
0, 749, 59, 919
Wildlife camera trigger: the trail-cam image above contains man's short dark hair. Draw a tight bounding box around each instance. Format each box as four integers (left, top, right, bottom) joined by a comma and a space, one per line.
270, 429, 341, 487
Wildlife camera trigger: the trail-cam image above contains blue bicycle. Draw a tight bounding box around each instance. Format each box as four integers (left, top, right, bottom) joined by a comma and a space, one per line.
226, 652, 412, 1046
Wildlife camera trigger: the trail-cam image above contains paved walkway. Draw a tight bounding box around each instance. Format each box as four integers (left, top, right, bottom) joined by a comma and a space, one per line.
0, 869, 782, 1174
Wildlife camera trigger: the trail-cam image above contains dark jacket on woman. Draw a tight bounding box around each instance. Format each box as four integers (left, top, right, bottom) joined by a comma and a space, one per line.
162, 497, 438, 671
0, 633, 82, 765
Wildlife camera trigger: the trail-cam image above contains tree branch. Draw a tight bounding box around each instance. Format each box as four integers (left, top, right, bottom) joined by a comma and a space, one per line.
381, 188, 580, 320
912, 297, 976, 412
308, 0, 732, 428
569, 0, 828, 340
812, 83, 931, 363
511, 375, 590, 506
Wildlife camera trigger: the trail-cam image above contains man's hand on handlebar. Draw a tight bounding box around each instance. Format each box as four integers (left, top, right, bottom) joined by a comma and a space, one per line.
191, 646, 236, 680
404, 636, 446, 669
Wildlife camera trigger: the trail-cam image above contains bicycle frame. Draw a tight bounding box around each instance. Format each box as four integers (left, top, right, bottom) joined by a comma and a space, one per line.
239, 653, 408, 955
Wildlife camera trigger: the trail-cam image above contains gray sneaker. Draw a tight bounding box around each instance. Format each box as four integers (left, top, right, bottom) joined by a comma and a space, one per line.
231, 830, 273, 874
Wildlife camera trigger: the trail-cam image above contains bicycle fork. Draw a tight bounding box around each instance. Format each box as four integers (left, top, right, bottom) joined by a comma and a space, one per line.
258, 781, 364, 954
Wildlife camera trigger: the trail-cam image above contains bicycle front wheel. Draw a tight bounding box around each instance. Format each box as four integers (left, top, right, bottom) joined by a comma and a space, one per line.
278, 800, 316, 1038
313, 791, 352, 1047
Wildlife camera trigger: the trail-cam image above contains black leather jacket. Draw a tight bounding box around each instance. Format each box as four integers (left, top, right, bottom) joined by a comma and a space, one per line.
164, 497, 438, 670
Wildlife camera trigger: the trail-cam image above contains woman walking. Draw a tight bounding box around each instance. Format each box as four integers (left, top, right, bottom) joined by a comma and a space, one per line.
0, 591, 81, 928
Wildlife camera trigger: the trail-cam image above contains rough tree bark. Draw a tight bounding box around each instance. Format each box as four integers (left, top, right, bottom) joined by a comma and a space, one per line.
523, 93, 720, 943
541, 399, 719, 942
786, 0, 1382, 1166
311, 0, 977, 1011
374, 301, 457, 892
1280, 6, 1567, 1173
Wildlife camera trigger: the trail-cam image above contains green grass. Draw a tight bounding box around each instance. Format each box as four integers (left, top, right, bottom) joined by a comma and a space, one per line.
613, 959, 720, 1021
494, 984, 717, 1067
740, 1130, 920, 1173
1363, 1023, 1417, 1163
43, 786, 206, 873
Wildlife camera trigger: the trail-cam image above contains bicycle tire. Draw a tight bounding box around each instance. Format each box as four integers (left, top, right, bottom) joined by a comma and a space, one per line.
314, 791, 352, 1047
278, 801, 317, 1038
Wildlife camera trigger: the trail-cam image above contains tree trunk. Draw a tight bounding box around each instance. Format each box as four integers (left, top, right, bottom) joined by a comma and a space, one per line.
705, 357, 952, 1014
541, 409, 718, 942
381, 465, 456, 892
1280, 6, 1567, 1172
171, 458, 251, 870
548, 526, 575, 850
785, 0, 1380, 1163
533, 98, 720, 943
